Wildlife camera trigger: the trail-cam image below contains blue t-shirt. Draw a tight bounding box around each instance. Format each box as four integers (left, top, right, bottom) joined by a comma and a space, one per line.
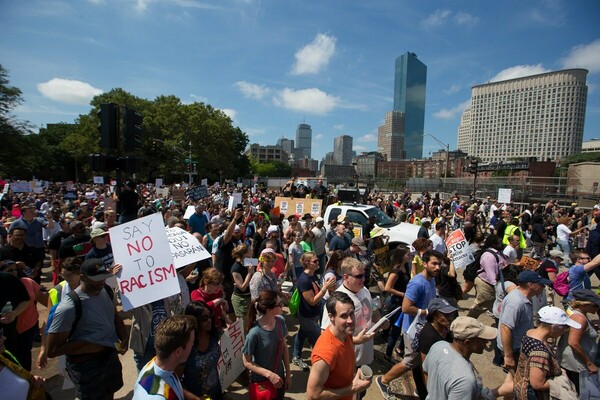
329, 235, 350, 252
188, 212, 208, 236
85, 244, 114, 270
566, 264, 591, 301
297, 272, 322, 318
10, 217, 47, 249
401, 274, 436, 333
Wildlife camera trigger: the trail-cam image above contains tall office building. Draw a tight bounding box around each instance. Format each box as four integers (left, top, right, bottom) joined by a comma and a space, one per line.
377, 111, 405, 161
277, 137, 295, 155
295, 123, 312, 158
333, 135, 353, 165
457, 69, 588, 162
393, 52, 427, 159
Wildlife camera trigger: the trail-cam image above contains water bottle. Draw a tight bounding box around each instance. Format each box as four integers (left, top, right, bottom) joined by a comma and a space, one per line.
371, 296, 381, 310
1, 301, 13, 315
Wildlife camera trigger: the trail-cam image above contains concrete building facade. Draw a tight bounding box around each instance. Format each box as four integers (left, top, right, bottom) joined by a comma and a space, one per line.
245, 144, 289, 163
333, 135, 353, 165
377, 111, 405, 161
457, 69, 588, 163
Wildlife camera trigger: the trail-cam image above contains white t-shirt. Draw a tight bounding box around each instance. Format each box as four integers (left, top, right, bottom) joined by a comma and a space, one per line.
556, 224, 571, 242
430, 233, 446, 254
502, 246, 518, 264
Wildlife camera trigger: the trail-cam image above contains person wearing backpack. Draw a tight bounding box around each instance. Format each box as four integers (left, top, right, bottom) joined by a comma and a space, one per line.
47, 258, 128, 400
467, 235, 508, 319
565, 252, 600, 302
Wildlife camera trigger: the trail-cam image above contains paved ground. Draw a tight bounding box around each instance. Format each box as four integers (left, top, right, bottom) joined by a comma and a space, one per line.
31, 263, 583, 399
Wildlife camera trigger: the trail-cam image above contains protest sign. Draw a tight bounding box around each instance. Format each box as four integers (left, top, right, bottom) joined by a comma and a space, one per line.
156, 187, 169, 199
110, 213, 179, 311
445, 229, 475, 269
93, 176, 104, 184
521, 255, 540, 271
64, 191, 77, 200
172, 189, 185, 203
498, 188, 512, 204
11, 181, 33, 193
183, 205, 195, 220
165, 227, 211, 269
227, 192, 243, 211
85, 191, 97, 199
155, 178, 163, 188
218, 319, 245, 390
274, 197, 322, 218
201, 178, 208, 186
33, 187, 43, 194
186, 185, 210, 201
66, 181, 76, 191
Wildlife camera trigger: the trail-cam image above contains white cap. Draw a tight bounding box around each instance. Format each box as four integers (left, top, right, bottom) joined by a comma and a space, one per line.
538, 306, 581, 329
315, 217, 324, 223
267, 225, 279, 234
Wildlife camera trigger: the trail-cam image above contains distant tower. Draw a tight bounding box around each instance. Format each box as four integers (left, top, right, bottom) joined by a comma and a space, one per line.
295, 123, 312, 158
333, 135, 353, 165
277, 137, 295, 154
377, 111, 405, 161
393, 52, 427, 159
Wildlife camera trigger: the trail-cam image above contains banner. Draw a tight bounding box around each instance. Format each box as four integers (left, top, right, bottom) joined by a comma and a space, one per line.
165, 227, 211, 269
93, 176, 104, 184
445, 229, 475, 269
217, 319, 245, 390
110, 213, 179, 311
186, 185, 210, 201
11, 181, 33, 193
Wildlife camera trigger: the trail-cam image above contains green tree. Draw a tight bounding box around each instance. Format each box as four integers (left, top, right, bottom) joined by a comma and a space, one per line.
249, 158, 291, 177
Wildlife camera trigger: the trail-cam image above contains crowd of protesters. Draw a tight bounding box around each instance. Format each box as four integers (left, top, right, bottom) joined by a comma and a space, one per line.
2, 178, 600, 399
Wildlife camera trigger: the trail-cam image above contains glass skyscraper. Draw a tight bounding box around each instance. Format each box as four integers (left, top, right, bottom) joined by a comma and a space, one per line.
393, 52, 427, 159
295, 123, 312, 158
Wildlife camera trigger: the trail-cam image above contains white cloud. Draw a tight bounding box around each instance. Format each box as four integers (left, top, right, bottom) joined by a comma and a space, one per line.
234, 81, 270, 100
291, 33, 336, 75
37, 78, 103, 105
315, 134, 323, 139
444, 84, 461, 95
135, 0, 154, 12
353, 145, 367, 151
422, 9, 451, 27
88, 0, 106, 5
220, 108, 236, 120
358, 133, 377, 142
333, 124, 344, 130
434, 99, 471, 119
490, 64, 550, 82
273, 88, 340, 115
560, 39, 600, 74
454, 12, 479, 26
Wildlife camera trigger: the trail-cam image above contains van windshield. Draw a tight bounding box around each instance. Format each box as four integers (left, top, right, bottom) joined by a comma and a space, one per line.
365, 207, 395, 227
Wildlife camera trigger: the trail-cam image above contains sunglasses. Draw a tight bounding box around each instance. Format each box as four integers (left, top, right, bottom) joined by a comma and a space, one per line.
349, 273, 365, 280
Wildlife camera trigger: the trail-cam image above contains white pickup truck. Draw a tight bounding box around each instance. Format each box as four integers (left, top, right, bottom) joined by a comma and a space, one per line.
322, 203, 420, 248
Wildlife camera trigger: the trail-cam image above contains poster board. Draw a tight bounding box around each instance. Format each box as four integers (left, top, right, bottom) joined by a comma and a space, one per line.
165, 227, 211, 269
156, 187, 169, 199
155, 178, 163, 188
171, 189, 185, 203
186, 185, 210, 201
218, 319, 245, 390
274, 197, 322, 218
498, 188, 512, 204
445, 229, 475, 269
109, 213, 179, 311
11, 181, 33, 193
227, 192, 243, 211
520, 255, 540, 271
93, 176, 104, 184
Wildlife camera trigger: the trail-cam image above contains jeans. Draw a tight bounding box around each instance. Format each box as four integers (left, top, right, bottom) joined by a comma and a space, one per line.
293, 313, 321, 359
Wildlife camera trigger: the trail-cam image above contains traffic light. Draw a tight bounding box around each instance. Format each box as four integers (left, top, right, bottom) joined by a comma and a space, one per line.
98, 104, 119, 150
123, 107, 143, 152
188, 163, 192, 172
467, 160, 478, 174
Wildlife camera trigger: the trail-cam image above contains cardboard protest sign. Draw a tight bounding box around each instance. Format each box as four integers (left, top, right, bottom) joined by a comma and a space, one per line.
227, 192, 242, 211
156, 187, 169, 198
274, 197, 322, 218
445, 229, 475, 269
172, 189, 185, 203
165, 227, 211, 269
218, 319, 245, 390
521, 255, 540, 271
110, 213, 179, 311
186, 185, 210, 201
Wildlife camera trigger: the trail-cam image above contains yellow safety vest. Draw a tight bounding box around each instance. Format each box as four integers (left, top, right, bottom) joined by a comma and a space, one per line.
503, 224, 526, 248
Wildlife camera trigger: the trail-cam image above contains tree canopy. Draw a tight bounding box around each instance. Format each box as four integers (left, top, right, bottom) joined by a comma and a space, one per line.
0, 69, 253, 183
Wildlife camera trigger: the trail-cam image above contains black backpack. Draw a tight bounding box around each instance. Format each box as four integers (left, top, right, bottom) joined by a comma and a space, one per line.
463, 249, 499, 282
66, 285, 114, 340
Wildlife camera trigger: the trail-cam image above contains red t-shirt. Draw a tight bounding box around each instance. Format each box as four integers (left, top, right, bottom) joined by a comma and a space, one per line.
311, 327, 356, 400
16, 277, 41, 333
191, 287, 225, 328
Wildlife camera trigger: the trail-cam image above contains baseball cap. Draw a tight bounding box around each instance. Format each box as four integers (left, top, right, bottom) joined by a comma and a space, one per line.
351, 237, 367, 252
450, 316, 497, 340
315, 217, 324, 223
571, 289, 600, 308
267, 225, 279, 234
538, 306, 581, 329
428, 298, 459, 315
517, 270, 552, 286
549, 249, 564, 258
337, 214, 347, 223
81, 258, 112, 281
89, 228, 109, 242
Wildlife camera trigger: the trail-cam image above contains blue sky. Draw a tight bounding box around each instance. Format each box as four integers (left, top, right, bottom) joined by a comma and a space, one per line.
2, 0, 600, 161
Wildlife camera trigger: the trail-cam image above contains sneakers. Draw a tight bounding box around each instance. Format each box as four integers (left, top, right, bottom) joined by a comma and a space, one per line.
376, 376, 392, 399
292, 356, 309, 370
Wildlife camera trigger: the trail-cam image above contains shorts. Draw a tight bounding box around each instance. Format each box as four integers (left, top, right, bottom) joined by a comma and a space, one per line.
67, 348, 123, 400
231, 292, 251, 318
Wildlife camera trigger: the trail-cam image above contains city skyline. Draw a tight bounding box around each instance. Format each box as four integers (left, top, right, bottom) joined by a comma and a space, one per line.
2, 1, 599, 162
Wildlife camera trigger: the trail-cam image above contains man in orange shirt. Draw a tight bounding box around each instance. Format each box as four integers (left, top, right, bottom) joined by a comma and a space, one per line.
307, 292, 372, 399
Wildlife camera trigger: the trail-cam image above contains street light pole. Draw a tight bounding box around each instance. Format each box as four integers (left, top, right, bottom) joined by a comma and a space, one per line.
188, 141, 192, 185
